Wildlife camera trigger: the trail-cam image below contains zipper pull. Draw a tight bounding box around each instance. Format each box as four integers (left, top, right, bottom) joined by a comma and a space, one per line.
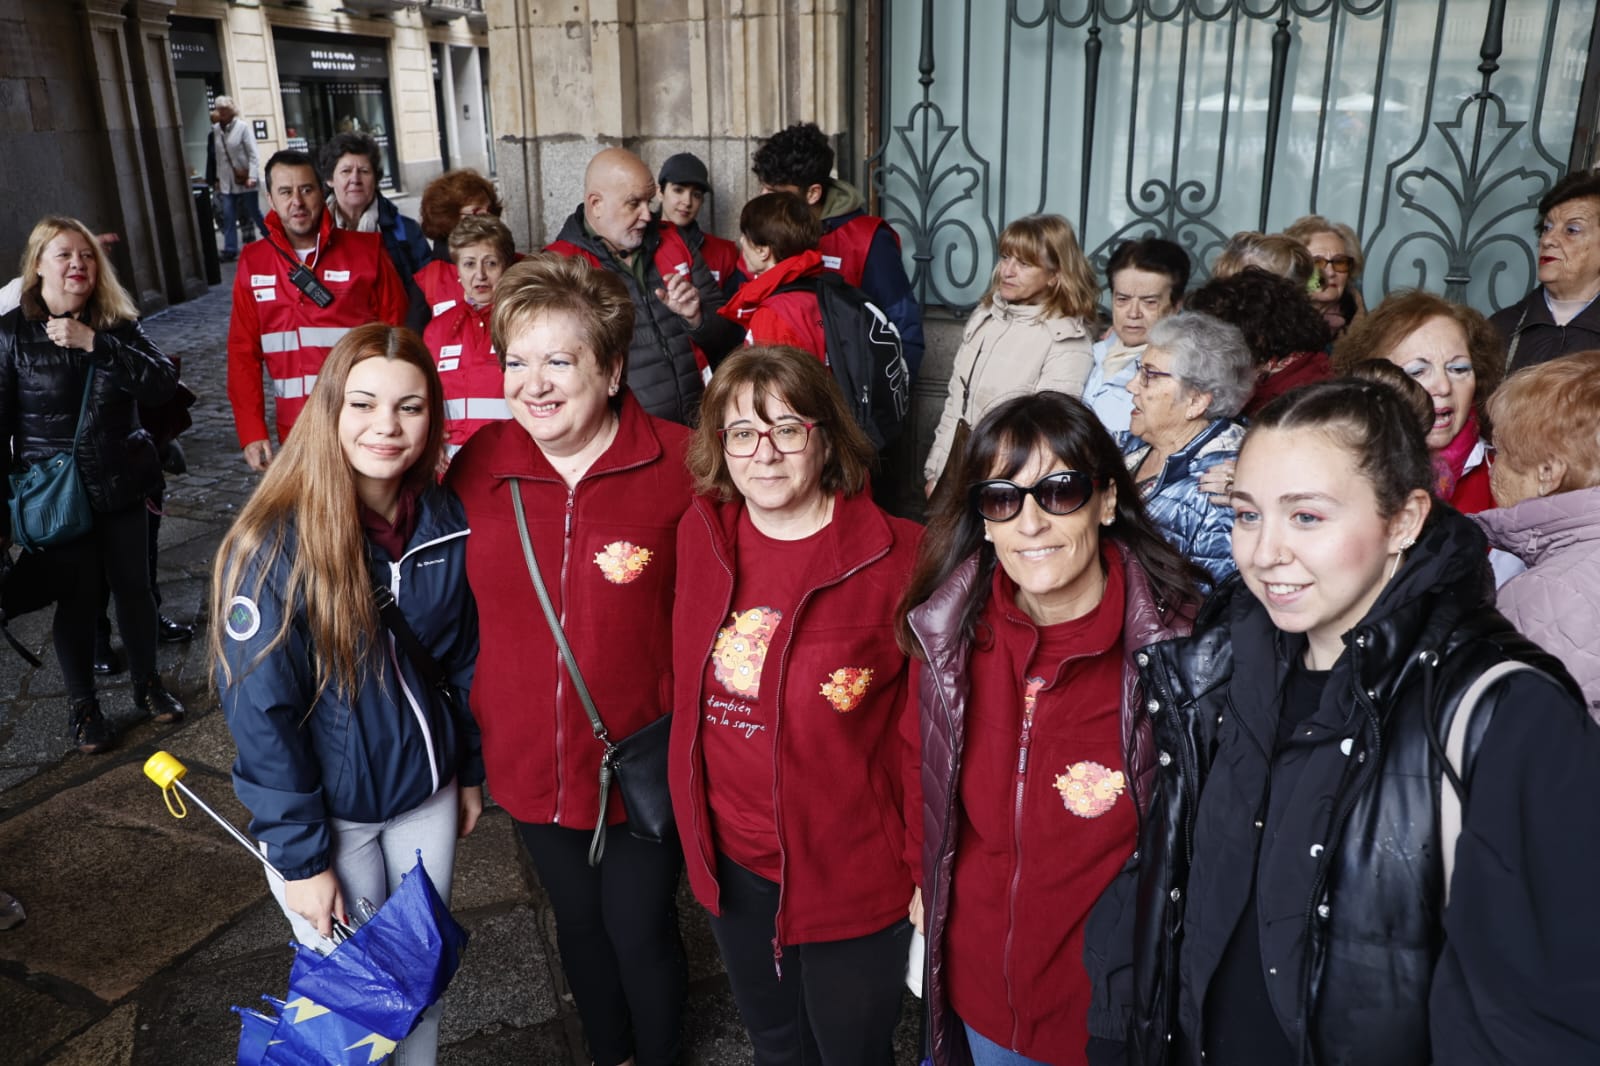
564, 491, 575, 539
772, 938, 784, 981
1017, 676, 1045, 773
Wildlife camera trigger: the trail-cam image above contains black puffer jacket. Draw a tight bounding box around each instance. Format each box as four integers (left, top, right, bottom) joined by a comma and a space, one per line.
0, 303, 177, 536
1086, 506, 1600, 1065
548, 207, 739, 425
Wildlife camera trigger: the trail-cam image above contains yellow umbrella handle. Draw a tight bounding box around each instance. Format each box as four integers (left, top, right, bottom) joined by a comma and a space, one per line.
143, 751, 189, 819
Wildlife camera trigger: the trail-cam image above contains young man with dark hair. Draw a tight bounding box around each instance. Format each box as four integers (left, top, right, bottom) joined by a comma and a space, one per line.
750, 122, 925, 378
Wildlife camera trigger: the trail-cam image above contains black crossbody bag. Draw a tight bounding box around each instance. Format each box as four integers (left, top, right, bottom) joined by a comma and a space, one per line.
509, 479, 674, 866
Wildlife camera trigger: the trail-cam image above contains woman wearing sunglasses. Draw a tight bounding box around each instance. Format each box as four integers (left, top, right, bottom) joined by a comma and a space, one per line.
670, 345, 923, 1066
1122, 311, 1256, 584
897, 392, 1205, 1066
1283, 215, 1365, 339
1085, 376, 1600, 1065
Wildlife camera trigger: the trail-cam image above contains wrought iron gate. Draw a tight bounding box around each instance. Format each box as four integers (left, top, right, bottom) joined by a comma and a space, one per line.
867, 0, 1599, 315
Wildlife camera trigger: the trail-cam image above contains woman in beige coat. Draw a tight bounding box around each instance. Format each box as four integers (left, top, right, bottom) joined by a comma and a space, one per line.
923, 214, 1097, 494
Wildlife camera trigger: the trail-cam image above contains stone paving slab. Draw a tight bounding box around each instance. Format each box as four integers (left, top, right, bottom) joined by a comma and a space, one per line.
0, 762, 264, 1002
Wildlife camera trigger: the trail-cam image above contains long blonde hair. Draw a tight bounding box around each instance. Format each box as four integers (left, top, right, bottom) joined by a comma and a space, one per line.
210, 324, 445, 701
19, 216, 140, 329
979, 214, 1099, 321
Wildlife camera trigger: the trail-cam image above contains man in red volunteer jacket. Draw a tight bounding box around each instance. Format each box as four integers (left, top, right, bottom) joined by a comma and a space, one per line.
227, 148, 407, 470
751, 122, 925, 379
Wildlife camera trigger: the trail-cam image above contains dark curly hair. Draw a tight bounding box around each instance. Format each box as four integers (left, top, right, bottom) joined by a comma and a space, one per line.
1185, 267, 1330, 365
751, 122, 834, 192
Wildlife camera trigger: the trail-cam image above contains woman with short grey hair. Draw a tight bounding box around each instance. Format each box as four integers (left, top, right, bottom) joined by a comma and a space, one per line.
1122, 311, 1254, 582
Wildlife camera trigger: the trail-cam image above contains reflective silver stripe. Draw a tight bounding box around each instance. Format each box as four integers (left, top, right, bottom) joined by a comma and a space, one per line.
260, 331, 299, 354
270, 374, 318, 400
299, 326, 351, 348
444, 397, 510, 420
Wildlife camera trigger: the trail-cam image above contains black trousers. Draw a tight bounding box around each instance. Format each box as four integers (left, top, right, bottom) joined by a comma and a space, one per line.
515, 820, 687, 1066
707, 854, 912, 1066
50, 503, 159, 700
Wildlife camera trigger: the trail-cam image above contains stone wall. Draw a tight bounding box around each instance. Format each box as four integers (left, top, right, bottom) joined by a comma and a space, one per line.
1, 0, 207, 314
487, 0, 850, 248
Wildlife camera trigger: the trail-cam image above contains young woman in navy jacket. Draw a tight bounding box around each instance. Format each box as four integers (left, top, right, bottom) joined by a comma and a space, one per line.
212, 324, 482, 1066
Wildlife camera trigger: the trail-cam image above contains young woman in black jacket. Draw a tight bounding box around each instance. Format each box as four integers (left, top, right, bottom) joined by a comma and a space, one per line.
1085, 376, 1600, 1065
0, 216, 183, 752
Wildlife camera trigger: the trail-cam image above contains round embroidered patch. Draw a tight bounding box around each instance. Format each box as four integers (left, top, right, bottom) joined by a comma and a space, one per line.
225, 596, 261, 642
1054, 761, 1126, 818
594, 540, 653, 584
819, 667, 874, 712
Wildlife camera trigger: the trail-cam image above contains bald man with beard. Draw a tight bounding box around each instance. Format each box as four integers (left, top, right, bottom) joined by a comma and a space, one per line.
546, 147, 741, 424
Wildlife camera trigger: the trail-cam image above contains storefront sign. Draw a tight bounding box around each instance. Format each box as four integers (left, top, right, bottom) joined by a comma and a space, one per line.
169, 20, 222, 74
273, 33, 389, 81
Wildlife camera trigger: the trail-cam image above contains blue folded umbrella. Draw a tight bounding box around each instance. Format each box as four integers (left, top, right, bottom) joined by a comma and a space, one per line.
231, 855, 469, 1064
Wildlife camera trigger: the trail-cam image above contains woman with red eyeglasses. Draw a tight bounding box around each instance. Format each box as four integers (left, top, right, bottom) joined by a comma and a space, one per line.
670, 345, 924, 1066
895, 391, 1204, 1066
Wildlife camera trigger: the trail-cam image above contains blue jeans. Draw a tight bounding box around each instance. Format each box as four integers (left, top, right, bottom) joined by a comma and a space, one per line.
221, 189, 265, 254
964, 1023, 1054, 1066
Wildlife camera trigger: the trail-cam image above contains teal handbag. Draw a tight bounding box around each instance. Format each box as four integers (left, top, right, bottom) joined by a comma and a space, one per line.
9, 368, 95, 552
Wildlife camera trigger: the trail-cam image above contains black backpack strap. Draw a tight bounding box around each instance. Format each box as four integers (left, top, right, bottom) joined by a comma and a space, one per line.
372, 583, 447, 693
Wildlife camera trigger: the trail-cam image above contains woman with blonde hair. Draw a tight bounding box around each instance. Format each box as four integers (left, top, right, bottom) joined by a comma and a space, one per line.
213, 323, 482, 1066
924, 214, 1097, 495
1475, 350, 1600, 712
0, 215, 182, 753
1210, 231, 1316, 289
1283, 214, 1365, 337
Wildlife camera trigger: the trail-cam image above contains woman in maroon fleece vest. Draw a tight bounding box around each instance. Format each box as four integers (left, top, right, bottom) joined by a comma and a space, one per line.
897, 392, 1203, 1065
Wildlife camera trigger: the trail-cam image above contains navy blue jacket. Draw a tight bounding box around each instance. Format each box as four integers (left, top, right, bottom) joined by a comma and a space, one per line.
219, 487, 482, 880
376, 194, 432, 333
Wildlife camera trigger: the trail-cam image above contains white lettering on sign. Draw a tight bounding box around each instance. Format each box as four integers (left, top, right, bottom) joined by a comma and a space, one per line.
309, 48, 358, 73
251, 275, 276, 287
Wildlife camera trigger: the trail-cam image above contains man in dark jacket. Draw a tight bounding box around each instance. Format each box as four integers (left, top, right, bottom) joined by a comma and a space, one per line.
546, 147, 740, 425
1490, 170, 1600, 369
751, 122, 925, 379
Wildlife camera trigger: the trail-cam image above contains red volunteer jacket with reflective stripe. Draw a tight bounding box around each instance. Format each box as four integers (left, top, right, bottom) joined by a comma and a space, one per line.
424, 299, 506, 456
227, 210, 407, 446
700, 232, 743, 289
717, 250, 829, 362
415, 258, 463, 319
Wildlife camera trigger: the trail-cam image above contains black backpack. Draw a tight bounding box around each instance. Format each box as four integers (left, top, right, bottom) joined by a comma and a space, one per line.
773, 273, 910, 449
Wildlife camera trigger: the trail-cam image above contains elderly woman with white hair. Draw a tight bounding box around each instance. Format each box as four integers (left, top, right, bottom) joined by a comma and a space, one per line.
1122, 310, 1256, 582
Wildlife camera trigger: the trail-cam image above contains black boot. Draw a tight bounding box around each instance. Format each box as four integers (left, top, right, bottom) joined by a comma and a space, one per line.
134, 677, 186, 724
69, 698, 115, 754
93, 618, 123, 675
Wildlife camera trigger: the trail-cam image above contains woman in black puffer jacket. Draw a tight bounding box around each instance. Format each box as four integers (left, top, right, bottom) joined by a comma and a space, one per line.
0, 216, 183, 753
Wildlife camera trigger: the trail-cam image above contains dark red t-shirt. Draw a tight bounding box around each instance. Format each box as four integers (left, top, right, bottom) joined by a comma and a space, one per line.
945, 547, 1136, 1059
699, 510, 824, 880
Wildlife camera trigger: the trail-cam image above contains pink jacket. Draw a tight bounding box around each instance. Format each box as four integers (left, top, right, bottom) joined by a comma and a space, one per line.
1473, 484, 1600, 721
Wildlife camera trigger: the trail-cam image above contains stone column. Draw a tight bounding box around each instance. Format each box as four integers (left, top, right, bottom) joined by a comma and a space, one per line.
123, 0, 209, 303
80, 0, 169, 311
487, 0, 849, 248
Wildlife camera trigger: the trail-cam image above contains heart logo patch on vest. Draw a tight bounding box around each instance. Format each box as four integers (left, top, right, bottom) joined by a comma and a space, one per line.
819, 666, 874, 713
1055, 761, 1126, 818
594, 541, 653, 584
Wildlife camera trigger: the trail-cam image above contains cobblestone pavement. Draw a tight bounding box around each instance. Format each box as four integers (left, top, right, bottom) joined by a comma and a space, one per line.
0, 264, 922, 1064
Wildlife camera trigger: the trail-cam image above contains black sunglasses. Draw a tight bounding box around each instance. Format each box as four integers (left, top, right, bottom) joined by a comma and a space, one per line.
971, 470, 1106, 523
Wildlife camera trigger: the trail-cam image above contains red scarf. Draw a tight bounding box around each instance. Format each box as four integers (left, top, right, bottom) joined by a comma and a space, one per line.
1433, 409, 1481, 499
